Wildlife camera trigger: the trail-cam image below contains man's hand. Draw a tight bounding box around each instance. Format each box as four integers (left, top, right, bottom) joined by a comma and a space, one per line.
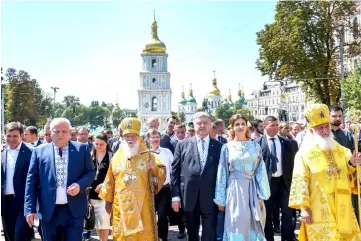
67, 183, 80, 196
26, 213, 38, 228
172, 201, 181, 212
218, 205, 225, 211
301, 208, 312, 224
350, 151, 361, 166
95, 184, 102, 193
105, 201, 112, 215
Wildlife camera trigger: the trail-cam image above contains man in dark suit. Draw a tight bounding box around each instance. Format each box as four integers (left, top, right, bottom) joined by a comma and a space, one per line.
24, 126, 42, 147
171, 112, 223, 241
1, 122, 34, 241
24, 118, 95, 241
214, 119, 228, 144
255, 116, 296, 241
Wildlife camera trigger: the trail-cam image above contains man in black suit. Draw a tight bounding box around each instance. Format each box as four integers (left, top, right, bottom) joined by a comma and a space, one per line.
171, 112, 223, 241
214, 119, 228, 144
24, 126, 42, 147
1, 122, 34, 241
255, 116, 296, 241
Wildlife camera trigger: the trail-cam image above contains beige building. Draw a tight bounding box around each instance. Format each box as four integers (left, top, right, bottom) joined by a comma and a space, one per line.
247, 81, 310, 122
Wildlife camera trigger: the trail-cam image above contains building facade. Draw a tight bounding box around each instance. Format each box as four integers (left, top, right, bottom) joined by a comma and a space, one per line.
247, 81, 310, 122
344, 1, 361, 72
138, 16, 172, 131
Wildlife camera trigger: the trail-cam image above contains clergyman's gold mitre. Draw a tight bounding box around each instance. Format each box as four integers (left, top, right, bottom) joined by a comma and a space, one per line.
305, 104, 330, 128
120, 118, 141, 136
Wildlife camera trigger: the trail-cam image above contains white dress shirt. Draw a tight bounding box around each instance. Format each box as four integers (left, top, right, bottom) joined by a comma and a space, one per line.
195, 135, 210, 161
266, 135, 283, 177
53, 144, 69, 204
155, 147, 173, 186
5, 142, 22, 195
172, 135, 210, 202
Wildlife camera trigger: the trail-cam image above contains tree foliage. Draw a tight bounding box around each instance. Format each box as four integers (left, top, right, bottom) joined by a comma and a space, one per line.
342, 66, 361, 110
3, 68, 53, 126
3, 67, 132, 129
256, 1, 360, 106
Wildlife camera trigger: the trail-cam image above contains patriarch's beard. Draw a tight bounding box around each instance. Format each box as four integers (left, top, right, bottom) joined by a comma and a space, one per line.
122, 140, 140, 157
313, 132, 336, 151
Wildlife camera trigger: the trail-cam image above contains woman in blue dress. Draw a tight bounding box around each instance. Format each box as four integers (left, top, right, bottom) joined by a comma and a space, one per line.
214, 114, 270, 241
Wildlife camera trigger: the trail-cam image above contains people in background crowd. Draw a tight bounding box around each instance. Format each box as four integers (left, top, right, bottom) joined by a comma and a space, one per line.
70, 127, 78, 141
251, 119, 264, 139
24, 126, 42, 147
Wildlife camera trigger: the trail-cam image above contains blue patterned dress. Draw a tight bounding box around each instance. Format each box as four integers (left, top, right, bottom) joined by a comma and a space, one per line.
214, 140, 270, 241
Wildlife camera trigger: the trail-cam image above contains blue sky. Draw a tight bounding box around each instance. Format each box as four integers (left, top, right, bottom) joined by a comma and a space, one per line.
2, 0, 277, 110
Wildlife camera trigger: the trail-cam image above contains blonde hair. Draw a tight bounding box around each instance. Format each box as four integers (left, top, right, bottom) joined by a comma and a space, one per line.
228, 114, 251, 140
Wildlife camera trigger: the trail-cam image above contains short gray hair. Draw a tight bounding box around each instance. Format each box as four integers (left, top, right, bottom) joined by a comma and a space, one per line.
147, 117, 159, 125
193, 112, 212, 122
50, 118, 72, 130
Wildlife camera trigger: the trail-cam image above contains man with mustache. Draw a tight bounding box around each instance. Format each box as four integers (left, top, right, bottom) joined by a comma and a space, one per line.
99, 118, 166, 241
289, 104, 361, 240
329, 105, 360, 221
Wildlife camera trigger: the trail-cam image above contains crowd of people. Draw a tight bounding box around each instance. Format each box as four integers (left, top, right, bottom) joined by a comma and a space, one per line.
1, 103, 361, 241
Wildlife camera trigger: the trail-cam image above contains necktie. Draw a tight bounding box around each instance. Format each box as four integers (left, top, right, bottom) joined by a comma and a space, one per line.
58, 148, 63, 157
200, 139, 206, 172
270, 138, 278, 174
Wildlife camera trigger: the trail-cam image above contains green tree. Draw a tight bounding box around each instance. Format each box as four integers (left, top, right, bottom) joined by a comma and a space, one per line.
177, 111, 186, 122
256, 1, 360, 106
343, 66, 361, 110
112, 107, 126, 128
4, 68, 50, 126
215, 103, 234, 126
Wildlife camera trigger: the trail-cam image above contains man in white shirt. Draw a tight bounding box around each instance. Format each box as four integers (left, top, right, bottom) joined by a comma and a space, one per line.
171, 112, 223, 241
255, 116, 296, 241
1, 122, 34, 241
148, 128, 174, 241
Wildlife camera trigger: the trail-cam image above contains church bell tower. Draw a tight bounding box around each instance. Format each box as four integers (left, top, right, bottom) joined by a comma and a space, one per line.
138, 12, 172, 132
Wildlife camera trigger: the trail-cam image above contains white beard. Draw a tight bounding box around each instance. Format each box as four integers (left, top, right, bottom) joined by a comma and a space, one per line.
121, 140, 140, 157
313, 132, 336, 151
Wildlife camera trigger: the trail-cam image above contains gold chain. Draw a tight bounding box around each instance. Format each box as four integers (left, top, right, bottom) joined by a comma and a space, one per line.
322, 150, 341, 180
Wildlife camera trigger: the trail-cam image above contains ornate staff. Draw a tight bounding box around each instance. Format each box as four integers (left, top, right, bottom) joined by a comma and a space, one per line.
351, 123, 361, 225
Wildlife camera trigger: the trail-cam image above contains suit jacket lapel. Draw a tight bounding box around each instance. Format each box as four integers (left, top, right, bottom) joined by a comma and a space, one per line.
261, 136, 270, 156
191, 136, 201, 171
2, 148, 7, 176
279, 137, 286, 170
49, 143, 57, 181
67, 142, 76, 185
13, 143, 25, 178
202, 138, 214, 173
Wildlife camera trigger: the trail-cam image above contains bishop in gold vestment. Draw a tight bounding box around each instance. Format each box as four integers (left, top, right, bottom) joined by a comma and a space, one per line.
99, 118, 166, 241
289, 104, 361, 241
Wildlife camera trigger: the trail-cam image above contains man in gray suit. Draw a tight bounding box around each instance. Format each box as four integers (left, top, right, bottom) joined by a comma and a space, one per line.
171, 112, 223, 241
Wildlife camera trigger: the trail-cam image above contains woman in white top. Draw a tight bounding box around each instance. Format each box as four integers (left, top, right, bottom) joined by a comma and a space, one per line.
147, 128, 174, 241
89, 133, 112, 241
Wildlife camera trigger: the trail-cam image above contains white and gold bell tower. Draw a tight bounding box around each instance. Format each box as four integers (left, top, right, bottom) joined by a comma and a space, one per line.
138, 12, 172, 132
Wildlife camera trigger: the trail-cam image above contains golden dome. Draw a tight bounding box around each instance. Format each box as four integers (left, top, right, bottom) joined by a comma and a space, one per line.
209, 78, 221, 96
143, 15, 167, 54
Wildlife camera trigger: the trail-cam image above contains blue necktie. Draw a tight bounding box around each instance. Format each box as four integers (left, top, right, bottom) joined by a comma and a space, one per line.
270, 138, 278, 174
58, 148, 63, 157
200, 139, 206, 172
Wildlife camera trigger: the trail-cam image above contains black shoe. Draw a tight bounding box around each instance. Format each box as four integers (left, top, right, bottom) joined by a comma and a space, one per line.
274, 227, 281, 233
177, 231, 186, 239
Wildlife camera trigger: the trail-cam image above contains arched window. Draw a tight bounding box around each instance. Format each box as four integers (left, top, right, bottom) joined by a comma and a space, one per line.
152, 59, 156, 68
152, 97, 158, 111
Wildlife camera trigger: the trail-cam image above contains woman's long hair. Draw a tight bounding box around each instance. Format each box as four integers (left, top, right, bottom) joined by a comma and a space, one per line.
91, 133, 112, 160
228, 114, 251, 140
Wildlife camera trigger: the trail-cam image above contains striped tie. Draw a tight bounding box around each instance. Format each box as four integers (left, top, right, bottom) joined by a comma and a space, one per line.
200, 139, 206, 172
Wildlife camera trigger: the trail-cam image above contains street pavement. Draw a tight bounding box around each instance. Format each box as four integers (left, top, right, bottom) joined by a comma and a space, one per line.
1, 219, 300, 241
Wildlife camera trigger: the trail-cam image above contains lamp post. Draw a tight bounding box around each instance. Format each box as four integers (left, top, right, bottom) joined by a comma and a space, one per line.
51, 87, 59, 117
